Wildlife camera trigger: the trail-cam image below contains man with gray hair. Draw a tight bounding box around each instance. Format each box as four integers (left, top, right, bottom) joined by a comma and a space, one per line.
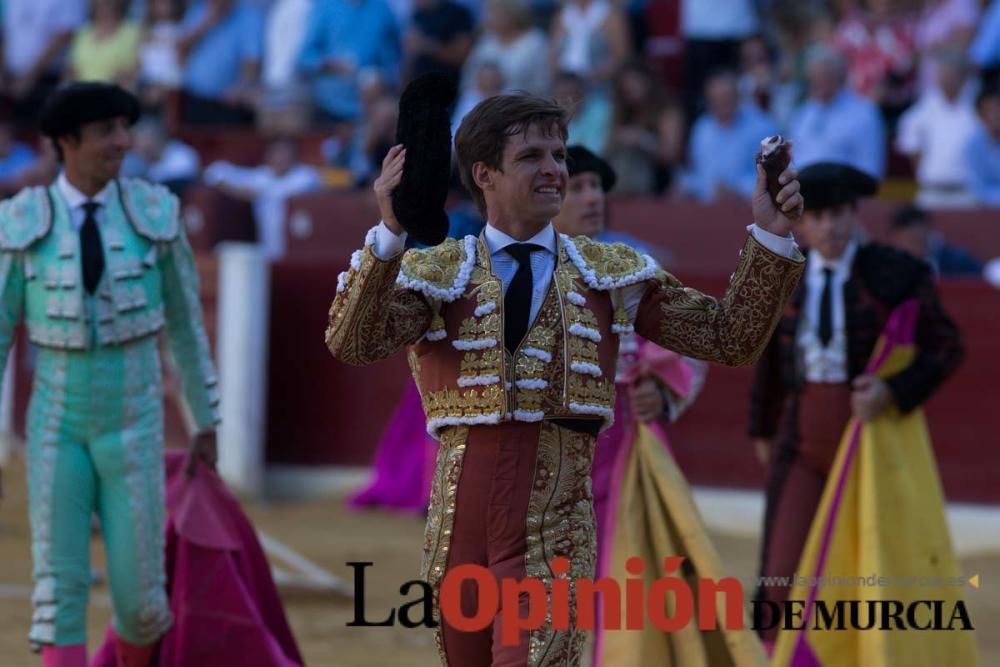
787, 44, 886, 178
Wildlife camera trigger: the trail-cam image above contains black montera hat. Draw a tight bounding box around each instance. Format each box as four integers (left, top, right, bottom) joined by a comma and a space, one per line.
40, 82, 141, 139
567, 145, 616, 192
798, 162, 879, 212
391, 72, 457, 247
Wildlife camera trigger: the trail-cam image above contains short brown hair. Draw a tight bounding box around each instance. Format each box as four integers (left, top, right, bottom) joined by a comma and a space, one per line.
454, 93, 568, 215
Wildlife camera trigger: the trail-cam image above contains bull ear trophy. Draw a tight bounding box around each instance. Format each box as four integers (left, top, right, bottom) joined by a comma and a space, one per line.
755, 135, 801, 221
391, 72, 458, 247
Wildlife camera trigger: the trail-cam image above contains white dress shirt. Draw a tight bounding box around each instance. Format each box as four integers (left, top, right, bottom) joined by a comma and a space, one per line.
483, 223, 559, 326
373, 220, 798, 326
57, 171, 112, 231
799, 241, 858, 383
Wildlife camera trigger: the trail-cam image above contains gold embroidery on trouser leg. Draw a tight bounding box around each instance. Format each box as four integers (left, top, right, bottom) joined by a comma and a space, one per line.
524, 422, 596, 667
421, 426, 469, 667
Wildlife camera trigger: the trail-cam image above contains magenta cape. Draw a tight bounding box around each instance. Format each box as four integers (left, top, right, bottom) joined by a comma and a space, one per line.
347, 379, 436, 514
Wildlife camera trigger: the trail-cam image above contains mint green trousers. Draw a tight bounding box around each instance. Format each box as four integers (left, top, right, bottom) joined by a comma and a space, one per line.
25, 335, 172, 647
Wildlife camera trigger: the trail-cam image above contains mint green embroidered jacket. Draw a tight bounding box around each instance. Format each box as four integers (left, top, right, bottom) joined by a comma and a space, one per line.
0, 178, 220, 430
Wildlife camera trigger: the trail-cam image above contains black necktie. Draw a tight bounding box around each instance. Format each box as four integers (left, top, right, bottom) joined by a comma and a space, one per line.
80, 201, 105, 294
504, 243, 542, 354
818, 267, 834, 347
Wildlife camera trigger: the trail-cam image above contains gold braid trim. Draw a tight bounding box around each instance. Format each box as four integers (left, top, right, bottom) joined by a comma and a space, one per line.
637, 234, 804, 367
524, 422, 596, 667
325, 245, 432, 365
422, 426, 469, 666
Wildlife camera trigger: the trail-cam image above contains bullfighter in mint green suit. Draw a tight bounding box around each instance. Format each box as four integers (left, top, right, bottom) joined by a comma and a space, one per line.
0, 83, 219, 667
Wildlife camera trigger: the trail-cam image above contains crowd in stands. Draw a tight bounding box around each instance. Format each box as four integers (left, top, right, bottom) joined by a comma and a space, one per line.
0, 0, 998, 264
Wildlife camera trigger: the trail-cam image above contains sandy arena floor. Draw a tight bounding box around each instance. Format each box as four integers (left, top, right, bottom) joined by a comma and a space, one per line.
0, 453, 996, 667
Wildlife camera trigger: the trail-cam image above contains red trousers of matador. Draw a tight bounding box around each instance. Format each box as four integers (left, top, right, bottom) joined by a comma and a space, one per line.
422, 420, 597, 667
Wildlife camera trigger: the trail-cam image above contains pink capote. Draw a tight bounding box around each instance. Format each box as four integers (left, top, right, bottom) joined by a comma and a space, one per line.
90, 451, 304, 667
347, 379, 436, 514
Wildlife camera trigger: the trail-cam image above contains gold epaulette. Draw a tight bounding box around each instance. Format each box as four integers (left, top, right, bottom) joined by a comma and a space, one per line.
561, 234, 658, 290
396, 235, 479, 302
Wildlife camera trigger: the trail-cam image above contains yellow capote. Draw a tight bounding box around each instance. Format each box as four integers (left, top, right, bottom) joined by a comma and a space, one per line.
600, 422, 769, 667
773, 336, 980, 667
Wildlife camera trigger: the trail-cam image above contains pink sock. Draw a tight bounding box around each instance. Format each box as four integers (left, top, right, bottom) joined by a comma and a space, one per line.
40, 644, 87, 667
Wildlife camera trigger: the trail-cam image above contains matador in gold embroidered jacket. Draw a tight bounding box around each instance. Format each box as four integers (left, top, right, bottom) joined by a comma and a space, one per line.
326, 222, 803, 666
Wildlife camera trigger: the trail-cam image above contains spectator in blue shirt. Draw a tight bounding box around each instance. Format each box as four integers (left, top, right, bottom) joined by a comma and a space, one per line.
680, 69, 778, 202
966, 84, 1000, 206
298, 0, 401, 124
0, 122, 38, 185
787, 44, 886, 178
179, 0, 264, 125
969, 0, 1000, 71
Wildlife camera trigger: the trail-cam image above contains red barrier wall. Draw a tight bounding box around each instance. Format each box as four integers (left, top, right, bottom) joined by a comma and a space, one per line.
266, 263, 1000, 503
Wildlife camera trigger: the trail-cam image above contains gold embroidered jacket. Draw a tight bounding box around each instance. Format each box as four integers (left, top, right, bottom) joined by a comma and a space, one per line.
326, 227, 804, 436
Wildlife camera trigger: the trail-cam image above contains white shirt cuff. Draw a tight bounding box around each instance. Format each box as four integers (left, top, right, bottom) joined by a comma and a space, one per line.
373, 220, 407, 260
747, 224, 798, 258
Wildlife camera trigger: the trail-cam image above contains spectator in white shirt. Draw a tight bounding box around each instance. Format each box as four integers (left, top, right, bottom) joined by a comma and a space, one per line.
460, 0, 551, 96
256, 0, 314, 133
204, 138, 322, 259
262, 0, 313, 90
895, 49, 979, 208
137, 0, 186, 112
550, 0, 630, 89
